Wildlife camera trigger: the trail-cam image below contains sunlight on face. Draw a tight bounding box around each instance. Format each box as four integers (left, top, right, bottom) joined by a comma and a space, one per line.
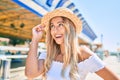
50, 16, 65, 45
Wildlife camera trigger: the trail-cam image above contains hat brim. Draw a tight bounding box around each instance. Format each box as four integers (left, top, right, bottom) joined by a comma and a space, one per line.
41, 8, 82, 34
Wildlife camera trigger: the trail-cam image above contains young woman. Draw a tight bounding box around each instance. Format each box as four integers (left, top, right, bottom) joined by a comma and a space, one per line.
25, 8, 120, 80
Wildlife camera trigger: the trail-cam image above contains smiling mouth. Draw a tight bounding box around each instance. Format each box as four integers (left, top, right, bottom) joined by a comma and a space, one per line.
55, 34, 62, 38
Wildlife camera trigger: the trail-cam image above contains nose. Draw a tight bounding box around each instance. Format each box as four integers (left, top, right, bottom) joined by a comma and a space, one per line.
52, 26, 59, 33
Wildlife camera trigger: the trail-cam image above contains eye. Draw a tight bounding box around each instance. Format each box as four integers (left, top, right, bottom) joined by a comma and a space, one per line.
50, 25, 54, 29
58, 23, 64, 27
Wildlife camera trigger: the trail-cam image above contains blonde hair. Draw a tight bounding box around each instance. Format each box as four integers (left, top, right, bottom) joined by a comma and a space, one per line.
42, 17, 81, 80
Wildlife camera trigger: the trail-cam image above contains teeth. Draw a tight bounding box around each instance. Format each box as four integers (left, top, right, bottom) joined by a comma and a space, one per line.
55, 35, 62, 37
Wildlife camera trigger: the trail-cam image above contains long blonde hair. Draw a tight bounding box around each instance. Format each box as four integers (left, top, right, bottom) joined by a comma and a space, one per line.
42, 17, 81, 80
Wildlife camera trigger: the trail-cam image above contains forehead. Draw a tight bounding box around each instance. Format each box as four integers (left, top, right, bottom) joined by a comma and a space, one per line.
50, 16, 63, 23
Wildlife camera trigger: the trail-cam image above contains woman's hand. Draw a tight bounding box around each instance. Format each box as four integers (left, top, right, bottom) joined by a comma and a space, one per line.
32, 24, 45, 42
25, 24, 45, 78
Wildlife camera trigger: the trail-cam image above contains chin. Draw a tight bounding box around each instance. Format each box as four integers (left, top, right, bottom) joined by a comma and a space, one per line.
56, 42, 62, 45
55, 41, 63, 45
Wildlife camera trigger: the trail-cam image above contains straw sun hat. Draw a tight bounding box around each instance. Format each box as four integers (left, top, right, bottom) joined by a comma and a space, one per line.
41, 8, 82, 34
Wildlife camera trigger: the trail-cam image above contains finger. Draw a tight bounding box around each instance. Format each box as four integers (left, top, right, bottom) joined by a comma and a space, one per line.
34, 25, 41, 31
39, 24, 46, 31
33, 24, 45, 32
36, 27, 40, 32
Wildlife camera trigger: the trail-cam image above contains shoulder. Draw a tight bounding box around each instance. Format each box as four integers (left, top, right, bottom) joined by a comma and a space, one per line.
78, 46, 94, 61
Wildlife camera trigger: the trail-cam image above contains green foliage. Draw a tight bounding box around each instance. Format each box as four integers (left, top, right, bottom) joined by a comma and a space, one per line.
0, 41, 8, 46
9, 38, 25, 46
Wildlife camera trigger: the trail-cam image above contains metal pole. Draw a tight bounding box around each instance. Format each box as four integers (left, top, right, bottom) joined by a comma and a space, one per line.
0, 59, 11, 80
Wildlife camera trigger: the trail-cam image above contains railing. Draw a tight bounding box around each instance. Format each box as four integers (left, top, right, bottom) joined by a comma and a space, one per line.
0, 55, 27, 80
117, 52, 120, 62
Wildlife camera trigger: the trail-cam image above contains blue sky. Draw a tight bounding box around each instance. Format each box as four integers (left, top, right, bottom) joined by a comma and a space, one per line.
72, 0, 120, 51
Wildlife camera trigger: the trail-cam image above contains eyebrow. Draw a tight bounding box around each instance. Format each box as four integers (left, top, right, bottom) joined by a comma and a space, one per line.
50, 21, 64, 25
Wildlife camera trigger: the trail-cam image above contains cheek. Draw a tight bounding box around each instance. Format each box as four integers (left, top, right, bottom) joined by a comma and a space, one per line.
61, 28, 66, 34
50, 31, 54, 38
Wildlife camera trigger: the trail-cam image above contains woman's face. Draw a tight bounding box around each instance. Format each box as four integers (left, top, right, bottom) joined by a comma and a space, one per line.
50, 16, 65, 45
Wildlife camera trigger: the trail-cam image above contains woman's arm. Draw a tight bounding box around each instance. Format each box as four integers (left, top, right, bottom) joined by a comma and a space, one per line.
25, 40, 44, 78
79, 46, 120, 80
96, 66, 120, 80
25, 24, 45, 78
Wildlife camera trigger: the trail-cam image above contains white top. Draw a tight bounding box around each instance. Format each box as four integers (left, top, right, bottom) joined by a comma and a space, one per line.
38, 52, 105, 80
